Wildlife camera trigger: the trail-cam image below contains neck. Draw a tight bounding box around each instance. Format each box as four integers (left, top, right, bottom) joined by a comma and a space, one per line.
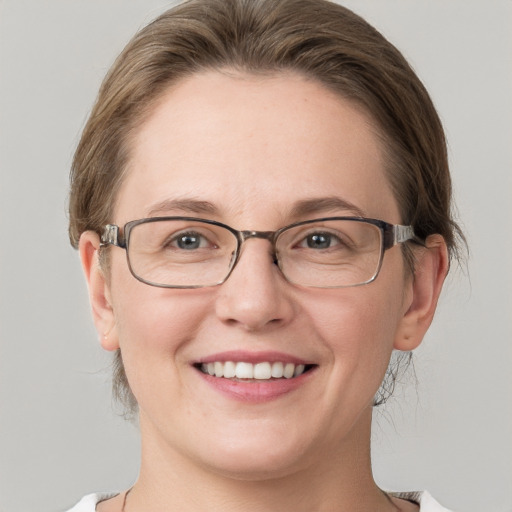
125, 408, 396, 512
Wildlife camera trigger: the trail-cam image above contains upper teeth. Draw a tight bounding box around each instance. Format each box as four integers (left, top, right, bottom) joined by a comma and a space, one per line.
200, 361, 306, 380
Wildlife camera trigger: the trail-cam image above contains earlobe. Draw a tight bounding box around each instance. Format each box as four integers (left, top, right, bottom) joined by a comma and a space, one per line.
394, 235, 449, 351
79, 231, 120, 351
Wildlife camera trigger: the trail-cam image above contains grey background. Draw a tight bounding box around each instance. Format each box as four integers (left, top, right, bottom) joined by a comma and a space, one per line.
0, 1, 511, 511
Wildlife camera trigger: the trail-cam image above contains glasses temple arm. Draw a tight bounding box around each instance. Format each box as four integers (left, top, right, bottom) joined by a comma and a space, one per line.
100, 224, 126, 248
390, 225, 426, 248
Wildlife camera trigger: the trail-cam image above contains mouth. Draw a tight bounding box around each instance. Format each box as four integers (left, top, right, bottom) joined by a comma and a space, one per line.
194, 361, 316, 381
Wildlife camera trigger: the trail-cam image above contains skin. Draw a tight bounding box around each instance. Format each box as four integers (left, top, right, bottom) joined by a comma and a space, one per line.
80, 71, 448, 511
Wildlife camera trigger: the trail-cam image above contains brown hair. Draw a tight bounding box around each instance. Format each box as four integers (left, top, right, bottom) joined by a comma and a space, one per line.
69, 0, 464, 413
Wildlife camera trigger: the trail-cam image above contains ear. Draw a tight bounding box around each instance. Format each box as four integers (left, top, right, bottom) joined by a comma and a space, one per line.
79, 231, 119, 351
394, 235, 449, 351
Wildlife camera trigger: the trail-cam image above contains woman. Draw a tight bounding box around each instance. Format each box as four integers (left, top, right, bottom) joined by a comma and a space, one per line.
67, 0, 462, 510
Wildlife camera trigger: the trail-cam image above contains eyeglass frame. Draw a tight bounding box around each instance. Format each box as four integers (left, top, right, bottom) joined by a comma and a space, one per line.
100, 216, 421, 289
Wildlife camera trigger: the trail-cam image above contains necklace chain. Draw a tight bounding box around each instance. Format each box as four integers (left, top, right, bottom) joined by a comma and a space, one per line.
121, 488, 132, 512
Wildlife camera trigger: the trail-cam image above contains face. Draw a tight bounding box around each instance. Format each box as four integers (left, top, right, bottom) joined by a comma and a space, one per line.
88, 71, 427, 479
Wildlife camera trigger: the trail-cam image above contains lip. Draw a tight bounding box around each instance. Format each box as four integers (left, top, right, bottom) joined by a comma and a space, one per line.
192, 350, 317, 403
195, 350, 311, 366
196, 369, 316, 403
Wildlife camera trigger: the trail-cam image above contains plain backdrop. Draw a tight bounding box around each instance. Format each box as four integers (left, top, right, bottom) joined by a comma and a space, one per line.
0, 1, 511, 511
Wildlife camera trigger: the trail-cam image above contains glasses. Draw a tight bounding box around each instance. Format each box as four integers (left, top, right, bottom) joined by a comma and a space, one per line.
100, 216, 418, 289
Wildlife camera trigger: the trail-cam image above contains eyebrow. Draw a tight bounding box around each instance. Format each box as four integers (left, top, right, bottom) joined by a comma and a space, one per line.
289, 197, 366, 218
146, 198, 219, 217
145, 195, 366, 220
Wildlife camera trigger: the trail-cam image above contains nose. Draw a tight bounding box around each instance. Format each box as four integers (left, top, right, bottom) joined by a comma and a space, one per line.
214, 238, 296, 331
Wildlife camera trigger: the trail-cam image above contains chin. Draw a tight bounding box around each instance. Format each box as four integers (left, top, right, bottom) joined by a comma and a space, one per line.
189, 426, 317, 481
203, 450, 311, 482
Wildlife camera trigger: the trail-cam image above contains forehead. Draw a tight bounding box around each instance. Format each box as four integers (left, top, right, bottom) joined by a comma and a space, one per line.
116, 70, 399, 226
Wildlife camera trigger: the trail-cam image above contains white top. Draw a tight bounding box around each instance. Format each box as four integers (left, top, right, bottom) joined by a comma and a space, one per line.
66, 490, 454, 511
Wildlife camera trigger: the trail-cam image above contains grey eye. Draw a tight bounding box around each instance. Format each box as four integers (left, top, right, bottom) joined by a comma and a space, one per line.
172, 232, 207, 250
304, 233, 337, 249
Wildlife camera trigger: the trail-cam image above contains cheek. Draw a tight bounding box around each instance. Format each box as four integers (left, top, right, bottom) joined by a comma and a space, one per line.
109, 248, 205, 343
110, 286, 216, 413
114, 289, 211, 351
303, 280, 405, 393
108, 254, 214, 385
310, 291, 398, 358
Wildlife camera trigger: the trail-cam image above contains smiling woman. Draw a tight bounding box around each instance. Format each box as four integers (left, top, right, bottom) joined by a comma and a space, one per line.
67, 1, 463, 511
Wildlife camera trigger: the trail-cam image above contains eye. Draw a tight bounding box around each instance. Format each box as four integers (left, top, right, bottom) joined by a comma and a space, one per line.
169, 231, 212, 250
300, 232, 341, 250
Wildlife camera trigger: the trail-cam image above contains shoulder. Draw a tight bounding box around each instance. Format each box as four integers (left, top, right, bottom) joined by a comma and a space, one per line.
65, 492, 119, 512
390, 491, 455, 512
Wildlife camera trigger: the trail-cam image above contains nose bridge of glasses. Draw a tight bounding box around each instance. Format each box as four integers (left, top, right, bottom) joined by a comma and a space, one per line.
238, 230, 279, 264
240, 230, 275, 242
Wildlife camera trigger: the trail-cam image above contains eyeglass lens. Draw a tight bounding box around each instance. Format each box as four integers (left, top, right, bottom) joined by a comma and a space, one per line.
125, 218, 384, 288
